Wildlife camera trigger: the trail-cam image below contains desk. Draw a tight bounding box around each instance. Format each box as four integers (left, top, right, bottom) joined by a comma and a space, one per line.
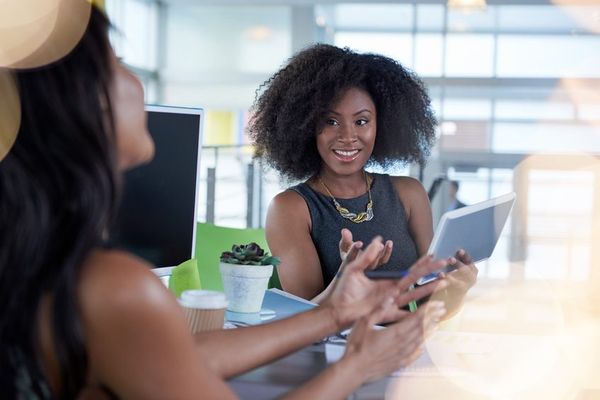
229, 343, 392, 400
229, 330, 600, 400
224, 286, 600, 399
228, 342, 502, 400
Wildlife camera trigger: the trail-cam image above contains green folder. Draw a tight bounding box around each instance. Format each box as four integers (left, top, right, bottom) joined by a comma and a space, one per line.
168, 258, 202, 297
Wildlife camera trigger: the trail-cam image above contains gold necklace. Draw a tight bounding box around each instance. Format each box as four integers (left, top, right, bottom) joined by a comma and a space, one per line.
318, 171, 374, 224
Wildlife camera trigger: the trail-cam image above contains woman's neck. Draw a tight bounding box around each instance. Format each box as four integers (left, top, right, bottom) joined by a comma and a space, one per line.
314, 169, 370, 199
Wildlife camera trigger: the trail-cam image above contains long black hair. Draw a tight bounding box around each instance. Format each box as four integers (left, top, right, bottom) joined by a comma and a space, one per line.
249, 44, 437, 181
0, 7, 118, 398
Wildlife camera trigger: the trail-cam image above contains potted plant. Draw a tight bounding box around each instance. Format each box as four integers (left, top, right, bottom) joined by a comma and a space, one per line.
219, 242, 280, 313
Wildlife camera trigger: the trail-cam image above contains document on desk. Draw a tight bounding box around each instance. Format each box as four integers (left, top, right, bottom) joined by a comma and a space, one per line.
226, 288, 316, 326
326, 330, 547, 377
325, 342, 462, 377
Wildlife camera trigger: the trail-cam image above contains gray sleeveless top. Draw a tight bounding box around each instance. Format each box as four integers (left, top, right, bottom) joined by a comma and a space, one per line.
290, 173, 418, 286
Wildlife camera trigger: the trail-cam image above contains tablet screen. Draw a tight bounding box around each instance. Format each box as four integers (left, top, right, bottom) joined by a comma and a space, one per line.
417, 192, 516, 285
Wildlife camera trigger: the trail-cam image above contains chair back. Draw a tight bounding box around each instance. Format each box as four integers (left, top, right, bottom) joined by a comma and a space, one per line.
195, 222, 281, 291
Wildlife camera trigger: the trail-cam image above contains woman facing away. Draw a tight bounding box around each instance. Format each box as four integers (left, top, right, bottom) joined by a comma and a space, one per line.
250, 44, 478, 311
0, 6, 450, 399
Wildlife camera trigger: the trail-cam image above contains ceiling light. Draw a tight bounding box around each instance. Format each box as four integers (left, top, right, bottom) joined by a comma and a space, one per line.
447, 0, 487, 12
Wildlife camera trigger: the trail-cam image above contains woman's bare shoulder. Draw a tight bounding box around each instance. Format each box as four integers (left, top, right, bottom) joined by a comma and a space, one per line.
270, 188, 308, 209
388, 176, 429, 217
389, 176, 428, 199
77, 252, 218, 398
267, 188, 311, 226
389, 175, 424, 191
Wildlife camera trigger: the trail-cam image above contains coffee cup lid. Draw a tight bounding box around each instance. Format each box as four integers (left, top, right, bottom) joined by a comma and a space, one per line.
179, 290, 228, 309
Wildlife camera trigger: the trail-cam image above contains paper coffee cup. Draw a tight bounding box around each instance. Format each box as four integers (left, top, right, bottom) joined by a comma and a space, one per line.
179, 290, 228, 334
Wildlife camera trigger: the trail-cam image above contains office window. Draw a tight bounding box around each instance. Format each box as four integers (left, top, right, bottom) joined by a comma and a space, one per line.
163, 5, 291, 109
447, 6, 496, 33
524, 169, 594, 281
443, 99, 493, 120
414, 34, 443, 76
106, 0, 160, 103
416, 4, 445, 32
445, 34, 494, 77
335, 32, 413, 67
495, 100, 575, 121
332, 4, 413, 30
166, 6, 290, 75
497, 35, 600, 78
106, 0, 158, 70
493, 123, 600, 153
497, 5, 600, 33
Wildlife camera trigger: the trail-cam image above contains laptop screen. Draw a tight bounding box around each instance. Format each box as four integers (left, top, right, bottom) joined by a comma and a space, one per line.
109, 105, 203, 267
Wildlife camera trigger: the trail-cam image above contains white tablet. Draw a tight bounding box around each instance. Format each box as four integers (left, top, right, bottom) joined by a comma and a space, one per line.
416, 192, 516, 285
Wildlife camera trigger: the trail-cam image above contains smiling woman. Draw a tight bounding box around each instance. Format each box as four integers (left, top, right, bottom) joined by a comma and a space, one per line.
249, 43, 446, 302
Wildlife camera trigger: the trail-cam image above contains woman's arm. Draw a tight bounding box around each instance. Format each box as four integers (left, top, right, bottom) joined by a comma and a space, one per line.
391, 176, 434, 256
195, 305, 337, 378
265, 190, 325, 299
281, 299, 446, 400
79, 245, 446, 398
196, 247, 448, 379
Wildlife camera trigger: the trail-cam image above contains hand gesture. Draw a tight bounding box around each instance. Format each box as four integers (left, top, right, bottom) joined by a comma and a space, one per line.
343, 300, 446, 382
338, 228, 392, 266
324, 236, 448, 329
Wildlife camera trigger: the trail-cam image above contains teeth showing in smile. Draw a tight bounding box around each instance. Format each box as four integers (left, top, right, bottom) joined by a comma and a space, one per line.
334, 149, 359, 157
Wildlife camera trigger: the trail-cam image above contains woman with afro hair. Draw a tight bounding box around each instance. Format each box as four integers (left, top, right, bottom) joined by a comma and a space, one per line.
250, 44, 477, 309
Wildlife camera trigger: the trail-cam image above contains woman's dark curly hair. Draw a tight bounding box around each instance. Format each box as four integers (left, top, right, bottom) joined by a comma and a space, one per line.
249, 43, 437, 181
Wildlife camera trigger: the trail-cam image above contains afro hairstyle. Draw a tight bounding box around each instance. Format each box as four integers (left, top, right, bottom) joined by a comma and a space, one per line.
249, 43, 437, 181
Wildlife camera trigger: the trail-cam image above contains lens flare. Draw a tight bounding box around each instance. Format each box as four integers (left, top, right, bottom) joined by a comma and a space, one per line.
0, 0, 92, 69
387, 153, 600, 399
559, 78, 600, 130
0, 71, 20, 161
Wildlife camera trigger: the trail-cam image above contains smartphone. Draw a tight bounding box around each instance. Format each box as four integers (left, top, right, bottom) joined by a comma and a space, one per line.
415, 265, 458, 286
364, 270, 408, 280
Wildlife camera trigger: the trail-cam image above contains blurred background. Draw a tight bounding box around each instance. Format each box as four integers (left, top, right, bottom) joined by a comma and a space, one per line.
105, 0, 600, 285
103, 1, 599, 395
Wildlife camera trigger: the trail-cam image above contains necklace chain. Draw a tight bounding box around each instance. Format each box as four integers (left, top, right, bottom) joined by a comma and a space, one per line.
318, 171, 374, 224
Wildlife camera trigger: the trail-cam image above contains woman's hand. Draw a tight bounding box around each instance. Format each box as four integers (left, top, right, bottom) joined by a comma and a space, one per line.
436, 249, 478, 318
342, 300, 446, 382
323, 237, 448, 330
338, 228, 392, 266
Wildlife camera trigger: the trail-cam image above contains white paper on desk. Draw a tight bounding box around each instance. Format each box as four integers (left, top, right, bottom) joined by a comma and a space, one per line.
325, 343, 451, 377
326, 330, 556, 378
268, 288, 317, 306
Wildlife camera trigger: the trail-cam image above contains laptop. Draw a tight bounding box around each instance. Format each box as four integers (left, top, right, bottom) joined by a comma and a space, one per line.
109, 105, 203, 281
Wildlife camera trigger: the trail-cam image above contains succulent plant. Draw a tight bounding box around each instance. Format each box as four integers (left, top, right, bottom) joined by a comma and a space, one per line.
220, 242, 281, 266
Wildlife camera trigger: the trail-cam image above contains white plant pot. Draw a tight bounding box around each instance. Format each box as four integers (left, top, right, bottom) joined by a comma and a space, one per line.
219, 262, 273, 313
